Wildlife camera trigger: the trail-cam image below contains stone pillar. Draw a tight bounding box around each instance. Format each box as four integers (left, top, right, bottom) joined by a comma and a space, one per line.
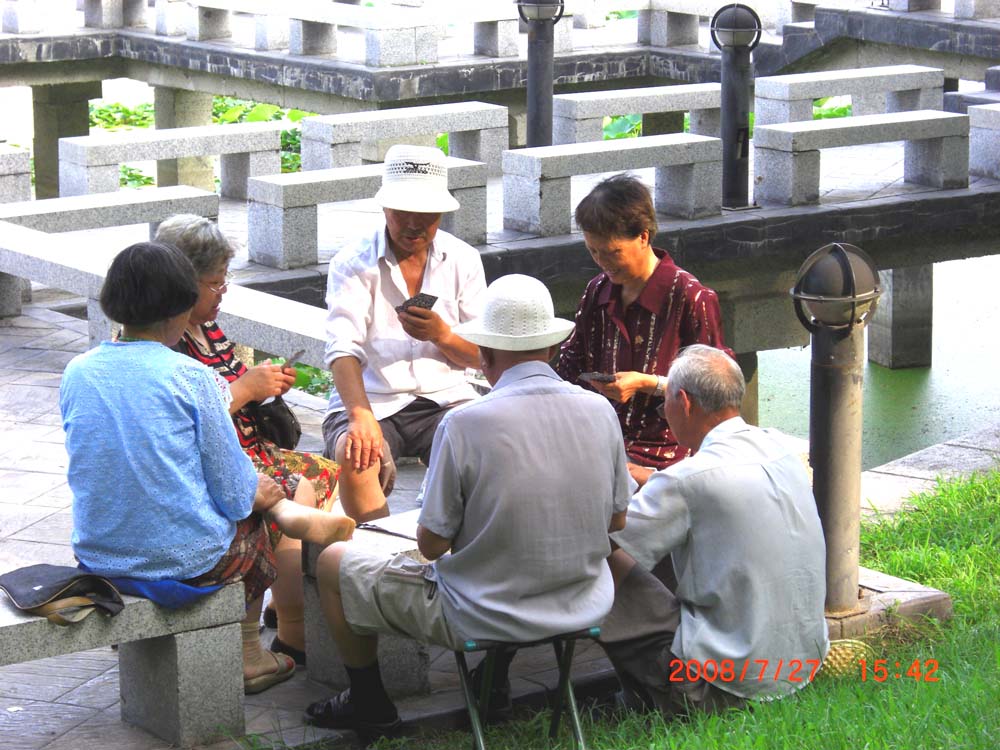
867, 265, 933, 369
736, 351, 759, 426
642, 111, 684, 136
32, 81, 103, 199
2, 0, 44, 33
154, 87, 215, 192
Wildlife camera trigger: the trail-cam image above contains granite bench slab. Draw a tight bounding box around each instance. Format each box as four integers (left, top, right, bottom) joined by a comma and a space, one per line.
752, 110, 969, 205
503, 133, 722, 235
248, 157, 487, 268
0, 583, 246, 747
968, 102, 1000, 178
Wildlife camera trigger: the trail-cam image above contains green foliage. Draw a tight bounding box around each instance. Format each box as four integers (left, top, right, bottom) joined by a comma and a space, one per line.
119, 164, 154, 188
607, 10, 639, 21
213, 97, 316, 173
88, 101, 154, 130
437, 132, 449, 155
814, 96, 853, 120
603, 113, 642, 139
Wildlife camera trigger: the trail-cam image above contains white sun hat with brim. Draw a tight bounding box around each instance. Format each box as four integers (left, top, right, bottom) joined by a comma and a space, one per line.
453, 274, 575, 351
374, 144, 460, 214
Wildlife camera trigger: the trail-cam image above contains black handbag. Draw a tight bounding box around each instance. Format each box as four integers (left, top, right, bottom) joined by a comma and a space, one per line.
248, 396, 302, 450
0, 564, 124, 626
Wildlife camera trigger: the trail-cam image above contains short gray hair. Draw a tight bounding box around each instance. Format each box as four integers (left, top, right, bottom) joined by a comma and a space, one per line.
154, 214, 236, 277
667, 345, 745, 413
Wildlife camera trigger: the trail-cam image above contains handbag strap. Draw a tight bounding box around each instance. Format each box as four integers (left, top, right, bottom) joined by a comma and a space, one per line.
32, 596, 99, 626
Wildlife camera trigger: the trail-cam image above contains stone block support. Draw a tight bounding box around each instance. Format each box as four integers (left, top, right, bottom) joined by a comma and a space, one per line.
736, 351, 759, 426
867, 265, 933, 369
118, 624, 245, 746
552, 115, 604, 145
503, 174, 572, 236
902, 135, 969, 189
442, 185, 487, 246
187, 2, 230, 41
654, 161, 722, 219
0, 146, 32, 203
474, 19, 518, 57
154, 87, 215, 192
754, 98, 812, 127
971, 126, 1000, 178
449, 127, 506, 177
887, 0, 941, 10
752, 148, 821, 206
254, 13, 290, 51
573, 0, 607, 29
154, 0, 186, 36
32, 81, 102, 199
87, 297, 115, 345
887, 87, 944, 113
2, 0, 44, 33
220, 150, 281, 200
290, 20, 336, 56
304, 574, 431, 697
84, 0, 146, 28
301, 139, 361, 170
59, 162, 120, 197
0, 272, 23, 318
248, 204, 317, 270
555, 15, 574, 53
689, 107, 722, 137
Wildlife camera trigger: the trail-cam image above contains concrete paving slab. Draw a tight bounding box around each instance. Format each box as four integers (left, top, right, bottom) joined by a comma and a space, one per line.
9, 509, 72, 545
0, 505, 60, 539
24, 483, 73, 510
860, 470, 938, 517
0, 470, 68, 504
874, 441, 1000, 481
0, 698, 99, 750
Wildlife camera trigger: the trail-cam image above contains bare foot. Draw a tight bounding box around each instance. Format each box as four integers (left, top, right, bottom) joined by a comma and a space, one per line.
268, 499, 357, 546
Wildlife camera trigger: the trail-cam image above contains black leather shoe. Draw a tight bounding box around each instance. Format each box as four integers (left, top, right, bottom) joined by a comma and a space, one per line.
304, 689, 402, 743
469, 661, 513, 722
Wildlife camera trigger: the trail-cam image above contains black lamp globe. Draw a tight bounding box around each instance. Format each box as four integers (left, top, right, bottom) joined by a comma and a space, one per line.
791, 242, 882, 332
710, 3, 763, 51
516, 0, 565, 23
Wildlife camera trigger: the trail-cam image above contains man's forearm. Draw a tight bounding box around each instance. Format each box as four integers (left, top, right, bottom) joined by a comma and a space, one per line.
331, 356, 374, 415
432, 331, 480, 370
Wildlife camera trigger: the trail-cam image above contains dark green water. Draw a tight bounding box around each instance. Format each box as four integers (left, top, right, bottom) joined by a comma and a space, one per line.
759, 254, 1000, 470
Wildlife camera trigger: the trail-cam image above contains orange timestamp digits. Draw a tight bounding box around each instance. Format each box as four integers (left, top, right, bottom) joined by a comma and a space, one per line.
667, 658, 823, 683
859, 658, 940, 682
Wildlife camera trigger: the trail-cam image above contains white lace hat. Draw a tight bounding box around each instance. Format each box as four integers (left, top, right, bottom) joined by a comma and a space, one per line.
453, 275, 575, 351
374, 144, 460, 214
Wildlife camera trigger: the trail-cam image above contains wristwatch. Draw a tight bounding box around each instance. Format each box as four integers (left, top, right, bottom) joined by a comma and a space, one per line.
654, 376, 668, 397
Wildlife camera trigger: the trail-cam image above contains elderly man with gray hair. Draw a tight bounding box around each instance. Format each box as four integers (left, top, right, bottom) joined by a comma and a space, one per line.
601, 344, 829, 717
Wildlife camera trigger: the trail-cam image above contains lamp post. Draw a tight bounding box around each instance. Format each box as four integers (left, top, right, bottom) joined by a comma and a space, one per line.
710, 3, 762, 208
791, 243, 882, 614
516, 0, 564, 147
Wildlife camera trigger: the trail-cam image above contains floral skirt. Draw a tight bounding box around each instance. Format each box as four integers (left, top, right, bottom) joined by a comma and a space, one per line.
184, 514, 276, 605
248, 438, 342, 547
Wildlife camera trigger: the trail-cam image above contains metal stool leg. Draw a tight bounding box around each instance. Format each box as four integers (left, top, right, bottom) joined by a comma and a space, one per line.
455, 651, 487, 750
548, 638, 587, 749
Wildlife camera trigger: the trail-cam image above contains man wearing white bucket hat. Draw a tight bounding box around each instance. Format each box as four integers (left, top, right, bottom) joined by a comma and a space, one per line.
322, 145, 486, 522
306, 275, 632, 740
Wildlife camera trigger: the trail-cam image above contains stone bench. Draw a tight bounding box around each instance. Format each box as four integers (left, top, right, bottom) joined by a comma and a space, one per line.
775, 0, 859, 32
301, 101, 508, 177
752, 110, 969, 206
570, 0, 776, 42
303, 509, 431, 697
0, 220, 329, 364
754, 64, 945, 127
0, 185, 218, 234
58, 121, 285, 199
183, 0, 441, 65
248, 157, 486, 269
0, 583, 246, 746
969, 103, 1000, 179
552, 82, 721, 144
502, 133, 722, 236
0, 144, 32, 203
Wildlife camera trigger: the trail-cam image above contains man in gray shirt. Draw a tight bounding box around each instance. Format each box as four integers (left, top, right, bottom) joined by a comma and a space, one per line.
604, 344, 829, 716
305, 275, 632, 741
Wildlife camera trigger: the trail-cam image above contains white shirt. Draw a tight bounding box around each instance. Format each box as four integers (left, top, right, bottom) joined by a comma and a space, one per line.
418, 361, 633, 644
612, 417, 830, 700
324, 224, 486, 420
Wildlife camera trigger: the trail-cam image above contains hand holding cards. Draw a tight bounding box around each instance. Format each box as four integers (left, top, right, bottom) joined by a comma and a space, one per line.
395, 293, 438, 314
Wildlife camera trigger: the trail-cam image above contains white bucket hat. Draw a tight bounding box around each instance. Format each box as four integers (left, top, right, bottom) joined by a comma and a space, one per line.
453, 274, 575, 351
374, 144, 460, 214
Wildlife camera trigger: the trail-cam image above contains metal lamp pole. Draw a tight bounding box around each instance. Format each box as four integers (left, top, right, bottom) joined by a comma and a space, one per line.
710, 4, 762, 208
517, 0, 565, 147
791, 243, 882, 613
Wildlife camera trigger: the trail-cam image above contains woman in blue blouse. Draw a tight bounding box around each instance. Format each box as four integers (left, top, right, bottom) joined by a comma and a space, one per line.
60, 242, 354, 694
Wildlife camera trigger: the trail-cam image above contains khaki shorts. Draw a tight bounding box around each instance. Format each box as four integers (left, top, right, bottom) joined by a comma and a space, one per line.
339, 548, 464, 651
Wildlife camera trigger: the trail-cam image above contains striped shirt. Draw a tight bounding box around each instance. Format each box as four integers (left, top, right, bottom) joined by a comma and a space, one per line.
557, 249, 730, 469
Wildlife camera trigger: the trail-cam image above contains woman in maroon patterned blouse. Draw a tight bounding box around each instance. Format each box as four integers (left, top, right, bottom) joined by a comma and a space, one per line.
556, 174, 732, 486
156, 214, 343, 666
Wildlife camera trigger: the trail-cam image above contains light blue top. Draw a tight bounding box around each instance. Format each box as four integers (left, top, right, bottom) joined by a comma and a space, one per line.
60, 341, 258, 581
613, 417, 830, 700
418, 361, 632, 643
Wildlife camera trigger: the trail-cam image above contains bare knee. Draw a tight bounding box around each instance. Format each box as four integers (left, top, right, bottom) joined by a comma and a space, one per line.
317, 542, 350, 594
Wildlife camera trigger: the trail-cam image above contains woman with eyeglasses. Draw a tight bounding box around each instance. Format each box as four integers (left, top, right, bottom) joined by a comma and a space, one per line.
154, 214, 343, 667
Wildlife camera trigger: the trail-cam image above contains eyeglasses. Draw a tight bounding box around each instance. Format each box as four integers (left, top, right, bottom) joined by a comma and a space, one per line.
202, 273, 233, 295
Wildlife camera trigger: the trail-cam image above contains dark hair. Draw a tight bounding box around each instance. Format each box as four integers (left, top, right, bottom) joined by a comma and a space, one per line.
99, 242, 199, 327
574, 173, 658, 239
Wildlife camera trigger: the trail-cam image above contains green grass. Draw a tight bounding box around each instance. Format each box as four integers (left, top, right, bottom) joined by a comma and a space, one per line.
360, 470, 1000, 750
